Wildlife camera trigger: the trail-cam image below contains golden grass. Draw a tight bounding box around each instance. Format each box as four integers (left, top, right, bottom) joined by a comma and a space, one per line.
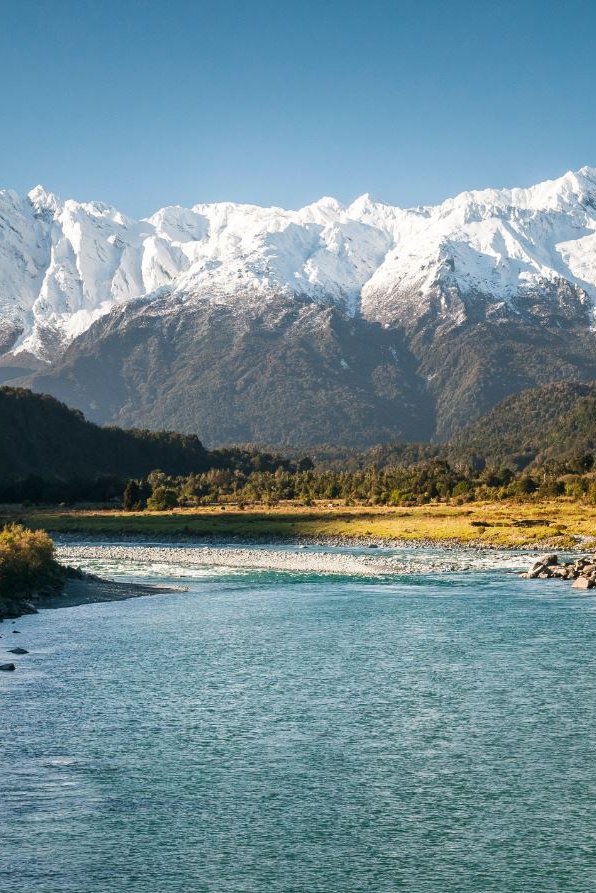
1, 499, 594, 548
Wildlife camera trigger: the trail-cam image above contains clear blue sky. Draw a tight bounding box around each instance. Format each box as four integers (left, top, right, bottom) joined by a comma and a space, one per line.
2, 0, 595, 216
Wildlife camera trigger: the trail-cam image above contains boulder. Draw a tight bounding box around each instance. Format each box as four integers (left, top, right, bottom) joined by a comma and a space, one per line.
8, 647, 28, 655
550, 566, 569, 577
528, 562, 542, 576
538, 554, 558, 566
572, 576, 595, 590
528, 563, 549, 578
0, 662, 15, 671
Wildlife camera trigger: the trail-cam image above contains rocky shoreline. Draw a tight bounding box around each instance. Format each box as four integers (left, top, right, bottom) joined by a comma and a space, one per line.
52, 529, 596, 552
0, 568, 183, 625
55, 541, 533, 582
57, 543, 404, 577
521, 553, 596, 589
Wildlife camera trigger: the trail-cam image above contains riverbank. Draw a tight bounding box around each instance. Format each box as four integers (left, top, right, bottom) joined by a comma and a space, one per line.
57, 543, 404, 578
0, 567, 184, 625
2, 499, 595, 548
42, 574, 185, 609
57, 542, 532, 582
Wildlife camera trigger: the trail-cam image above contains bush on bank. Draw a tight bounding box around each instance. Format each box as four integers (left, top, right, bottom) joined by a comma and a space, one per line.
0, 524, 61, 613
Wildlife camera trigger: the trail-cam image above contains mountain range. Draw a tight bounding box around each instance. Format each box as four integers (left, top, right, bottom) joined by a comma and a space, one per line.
1, 167, 596, 445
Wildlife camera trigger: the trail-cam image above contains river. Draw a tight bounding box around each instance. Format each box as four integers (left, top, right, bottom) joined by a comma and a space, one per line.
1, 541, 595, 892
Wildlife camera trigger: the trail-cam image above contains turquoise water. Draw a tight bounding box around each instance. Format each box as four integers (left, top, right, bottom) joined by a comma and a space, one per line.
2, 546, 596, 892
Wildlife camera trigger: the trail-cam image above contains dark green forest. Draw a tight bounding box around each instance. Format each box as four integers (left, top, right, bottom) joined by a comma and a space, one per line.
448, 381, 596, 470
0, 388, 304, 503
1, 382, 595, 507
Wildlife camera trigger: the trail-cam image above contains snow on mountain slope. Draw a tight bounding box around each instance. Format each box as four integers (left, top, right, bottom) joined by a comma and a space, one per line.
1, 167, 596, 361
0, 186, 154, 359
361, 167, 596, 325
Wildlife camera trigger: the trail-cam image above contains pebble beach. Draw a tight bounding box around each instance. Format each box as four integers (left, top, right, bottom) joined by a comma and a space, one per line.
56, 541, 528, 580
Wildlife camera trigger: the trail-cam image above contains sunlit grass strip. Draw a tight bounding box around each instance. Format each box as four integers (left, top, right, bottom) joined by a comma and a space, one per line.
1, 500, 594, 548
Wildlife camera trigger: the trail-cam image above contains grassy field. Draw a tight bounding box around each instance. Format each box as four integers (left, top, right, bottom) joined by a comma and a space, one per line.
1, 500, 595, 548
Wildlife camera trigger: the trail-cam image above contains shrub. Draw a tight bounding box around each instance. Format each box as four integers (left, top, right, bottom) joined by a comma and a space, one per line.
0, 524, 58, 596
563, 477, 586, 500
146, 487, 179, 511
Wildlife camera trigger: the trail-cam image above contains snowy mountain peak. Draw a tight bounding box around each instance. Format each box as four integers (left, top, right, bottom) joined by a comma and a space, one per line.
27, 184, 62, 215
348, 192, 378, 211
1, 166, 596, 361
439, 166, 596, 218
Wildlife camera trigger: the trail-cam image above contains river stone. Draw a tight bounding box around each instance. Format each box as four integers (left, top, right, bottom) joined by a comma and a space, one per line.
0, 662, 15, 671
572, 576, 594, 590
8, 647, 28, 655
528, 563, 549, 578
550, 566, 567, 576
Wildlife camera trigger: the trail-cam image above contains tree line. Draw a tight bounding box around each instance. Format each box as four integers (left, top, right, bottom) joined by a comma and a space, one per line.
123, 453, 596, 511
1, 448, 594, 510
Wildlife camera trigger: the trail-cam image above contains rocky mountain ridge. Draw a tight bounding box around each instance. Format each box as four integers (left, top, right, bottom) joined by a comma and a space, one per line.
2, 167, 596, 445
2, 167, 596, 361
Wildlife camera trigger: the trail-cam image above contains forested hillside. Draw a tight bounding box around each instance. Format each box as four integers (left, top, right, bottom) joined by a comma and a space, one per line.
0, 387, 211, 479
448, 381, 596, 469
1, 382, 595, 510
0, 387, 302, 502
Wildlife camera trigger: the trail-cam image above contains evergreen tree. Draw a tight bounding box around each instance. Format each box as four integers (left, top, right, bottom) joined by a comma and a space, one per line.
123, 480, 142, 511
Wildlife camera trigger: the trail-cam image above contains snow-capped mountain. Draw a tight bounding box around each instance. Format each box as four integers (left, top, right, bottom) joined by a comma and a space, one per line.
3, 167, 596, 447
2, 167, 596, 362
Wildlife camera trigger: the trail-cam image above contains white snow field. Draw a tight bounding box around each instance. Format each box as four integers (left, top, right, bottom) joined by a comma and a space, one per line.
1, 166, 596, 360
